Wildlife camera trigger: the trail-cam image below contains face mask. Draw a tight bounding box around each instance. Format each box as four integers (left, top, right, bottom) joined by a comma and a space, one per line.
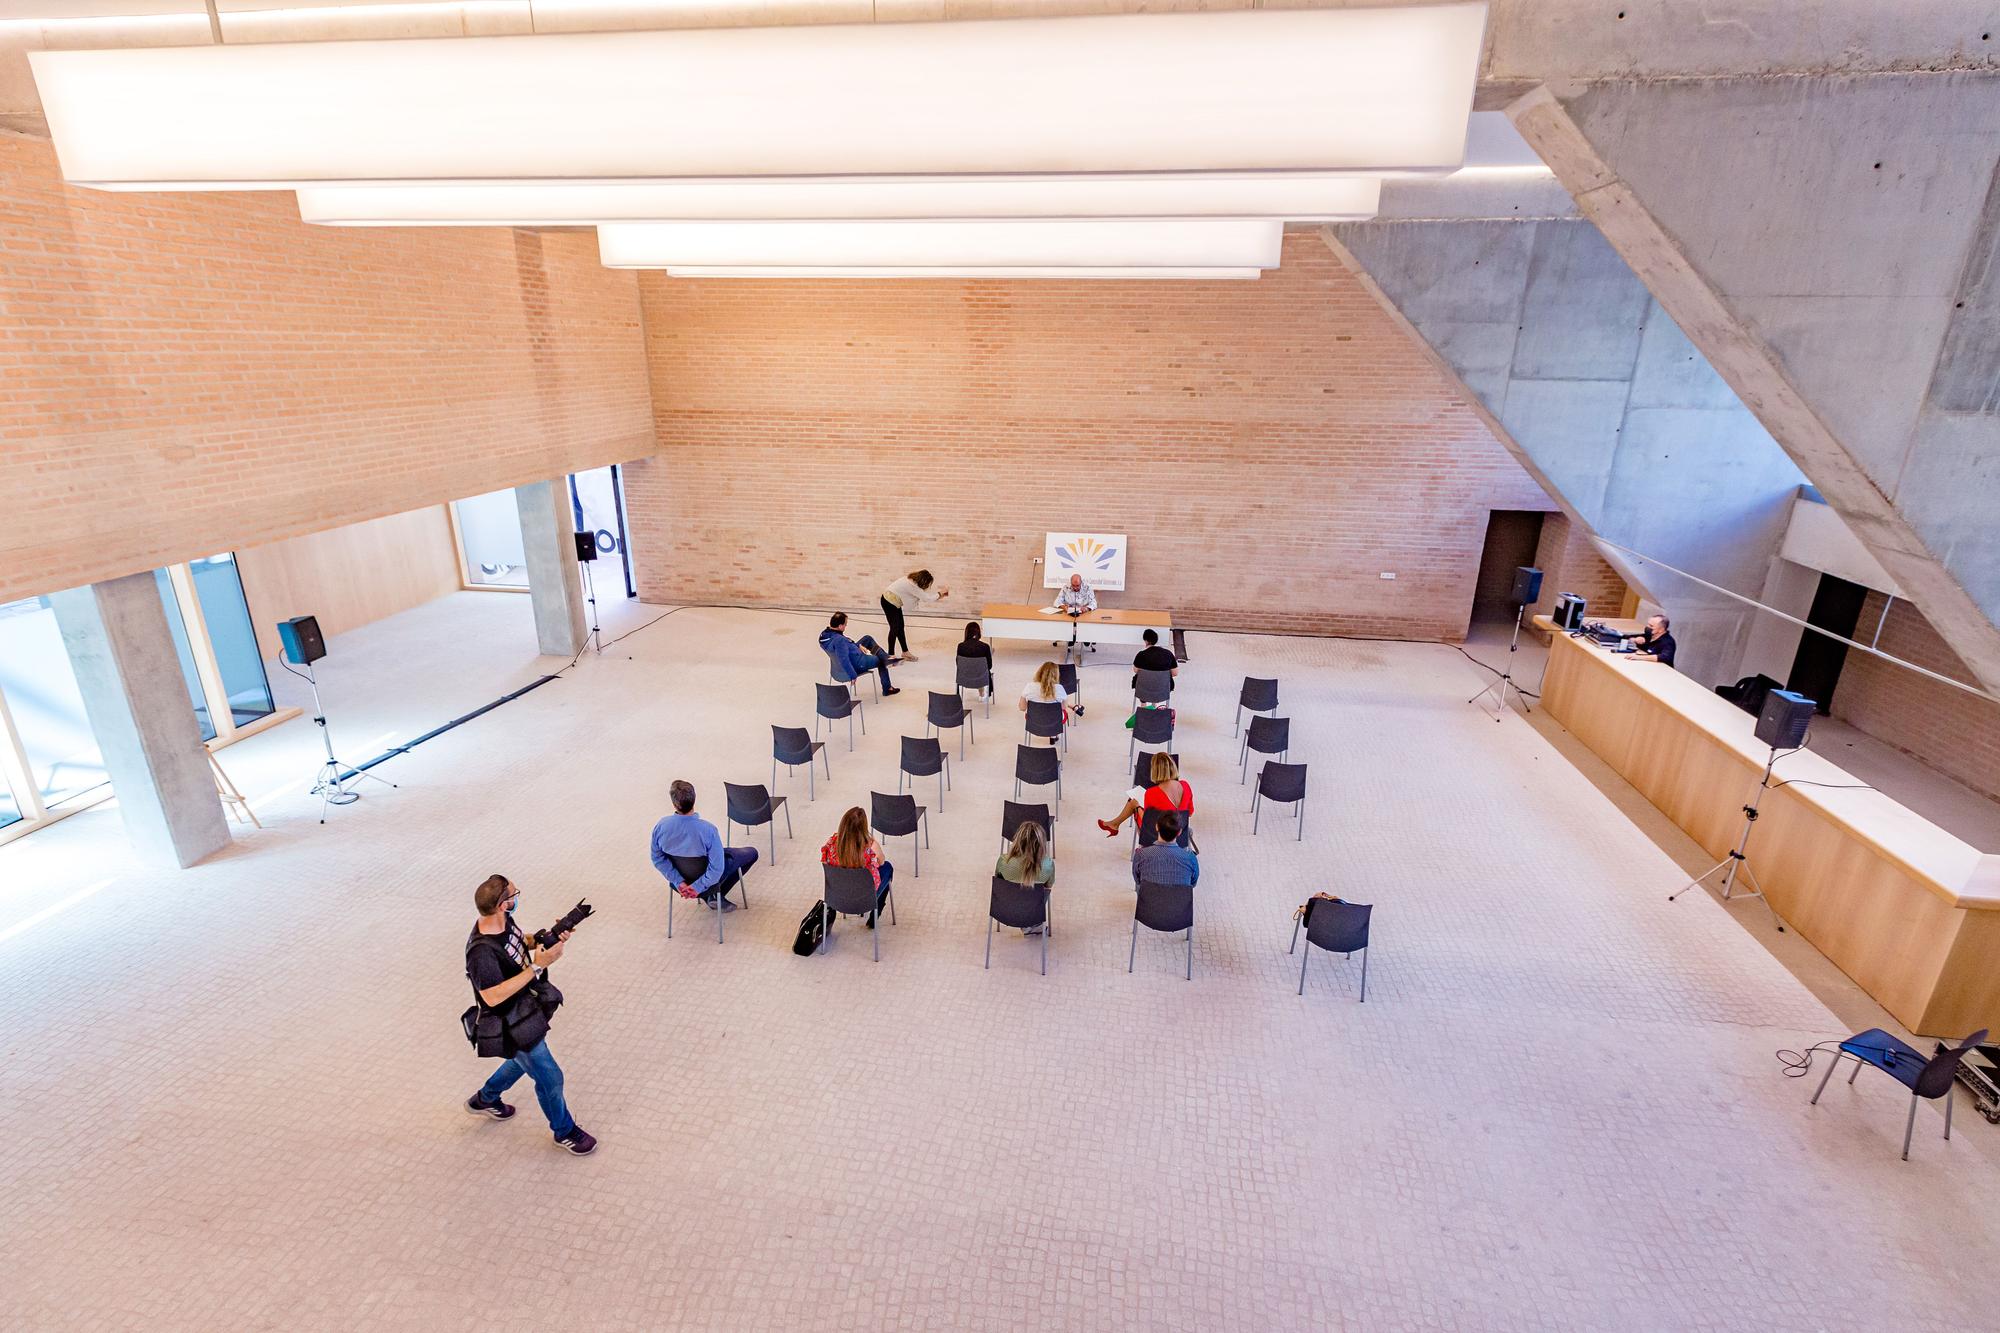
505, 897, 520, 914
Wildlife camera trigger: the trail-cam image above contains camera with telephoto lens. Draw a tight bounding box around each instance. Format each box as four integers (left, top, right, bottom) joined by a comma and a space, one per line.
532, 898, 594, 949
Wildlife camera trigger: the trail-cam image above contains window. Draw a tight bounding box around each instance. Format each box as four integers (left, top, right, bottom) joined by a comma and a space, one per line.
0, 595, 110, 817
451, 489, 529, 588
187, 554, 275, 727
156, 568, 217, 741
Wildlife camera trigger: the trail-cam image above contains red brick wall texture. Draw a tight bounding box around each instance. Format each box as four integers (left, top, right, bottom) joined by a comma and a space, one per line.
1836, 592, 2000, 804
0, 133, 655, 604
623, 232, 1558, 640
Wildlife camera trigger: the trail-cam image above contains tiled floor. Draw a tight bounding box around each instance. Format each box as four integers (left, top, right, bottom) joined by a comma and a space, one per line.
3, 594, 1996, 1330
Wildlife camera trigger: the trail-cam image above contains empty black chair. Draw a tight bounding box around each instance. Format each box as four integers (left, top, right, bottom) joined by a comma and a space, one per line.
986, 874, 1051, 975
1238, 714, 1290, 783
664, 851, 751, 944
1136, 806, 1193, 849
870, 790, 929, 878
1130, 879, 1195, 980
926, 690, 975, 760
1058, 661, 1082, 715
898, 735, 951, 812
1252, 762, 1308, 840
1235, 676, 1279, 737
815, 681, 866, 751
1128, 704, 1174, 761
826, 643, 880, 703
819, 863, 895, 963
724, 781, 791, 863
955, 654, 994, 719
1013, 743, 1062, 804
1811, 1026, 1988, 1159
1290, 897, 1371, 1000
772, 724, 829, 801
1131, 750, 1181, 790
1000, 800, 1055, 851
1023, 698, 1067, 753
1132, 667, 1173, 709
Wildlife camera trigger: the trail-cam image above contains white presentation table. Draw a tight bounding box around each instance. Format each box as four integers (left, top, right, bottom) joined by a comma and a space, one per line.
981, 602, 1173, 648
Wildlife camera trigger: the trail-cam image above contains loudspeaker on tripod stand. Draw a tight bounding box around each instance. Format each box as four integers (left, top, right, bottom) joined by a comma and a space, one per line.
1755, 689, 1816, 749
1510, 566, 1543, 607
573, 532, 597, 562
278, 615, 326, 665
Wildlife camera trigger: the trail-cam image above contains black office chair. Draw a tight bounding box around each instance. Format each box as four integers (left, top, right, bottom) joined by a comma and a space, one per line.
1130, 879, 1194, 980
1000, 799, 1055, 852
898, 735, 951, 812
1238, 715, 1290, 784
723, 781, 791, 863
826, 645, 880, 703
1810, 1026, 1987, 1159
985, 874, 1052, 975
1290, 898, 1370, 1000
955, 654, 994, 719
1252, 762, 1308, 839
925, 690, 975, 761
870, 791, 928, 879
1235, 677, 1279, 738
1013, 743, 1061, 805
1131, 750, 1181, 790
819, 863, 894, 963
815, 681, 865, 751
1136, 806, 1193, 850
1132, 667, 1173, 711
772, 724, 829, 801
1024, 698, 1067, 753
1128, 705, 1173, 762
664, 850, 751, 944
1058, 661, 1082, 716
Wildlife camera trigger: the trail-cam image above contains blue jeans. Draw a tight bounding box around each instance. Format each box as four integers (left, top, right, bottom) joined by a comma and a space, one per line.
854, 635, 894, 689
477, 1038, 576, 1139
701, 845, 759, 901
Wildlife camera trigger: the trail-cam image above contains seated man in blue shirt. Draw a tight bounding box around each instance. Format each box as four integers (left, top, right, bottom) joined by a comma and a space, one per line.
649, 780, 758, 912
1131, 811, 1199, 888
819, 611, 901, 697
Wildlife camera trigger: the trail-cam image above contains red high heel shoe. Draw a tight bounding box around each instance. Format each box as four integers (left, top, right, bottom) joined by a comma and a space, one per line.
1097, 819, 1119, 837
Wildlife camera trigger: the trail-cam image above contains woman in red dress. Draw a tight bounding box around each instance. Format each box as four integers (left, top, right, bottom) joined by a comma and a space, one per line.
1096, 752, 1193, 842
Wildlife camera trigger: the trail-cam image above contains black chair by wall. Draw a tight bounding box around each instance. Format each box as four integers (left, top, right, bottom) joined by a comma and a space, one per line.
665, 850, 752, 944
1810, 1026, 1988, 1160
815, 681, 866, 752
870, 790, 929, 879
723, 781, 791, 863
1289, 897, 1371, 1000
1013, 743, 1062, 805
819, 863, 895, 963
898, 735, 952, 812
926, 690, 976, 761
1128, 705, 1174, 762
985, 874, 1051, 975
1001, 799, 1055, 851
1251, 762, 1308, 840
1236, 676, 1279, 738
1238, 715, 1290, 784
772, 724, 829, 801
1130, 879, 1195, 980
955, 654, 994, 719
1024, 698, 1067, 753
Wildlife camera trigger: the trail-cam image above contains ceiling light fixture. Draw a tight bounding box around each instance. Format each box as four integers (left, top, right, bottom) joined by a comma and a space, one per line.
595, 220, 1284, 271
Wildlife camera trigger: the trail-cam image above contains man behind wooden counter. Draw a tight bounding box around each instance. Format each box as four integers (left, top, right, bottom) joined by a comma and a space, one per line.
1618, 614, 1678, 668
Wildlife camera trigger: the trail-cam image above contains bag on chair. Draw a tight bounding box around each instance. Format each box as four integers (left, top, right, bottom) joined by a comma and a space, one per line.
793, 900, 828, 956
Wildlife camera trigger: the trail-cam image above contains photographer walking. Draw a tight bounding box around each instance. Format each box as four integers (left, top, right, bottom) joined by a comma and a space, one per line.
463, 874, 597, 1156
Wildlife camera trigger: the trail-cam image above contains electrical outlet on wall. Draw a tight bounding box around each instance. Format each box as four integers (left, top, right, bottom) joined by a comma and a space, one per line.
1379, 572, 1396, 580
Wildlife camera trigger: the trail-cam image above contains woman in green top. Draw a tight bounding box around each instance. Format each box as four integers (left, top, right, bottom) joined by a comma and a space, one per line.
996, 821, 1055, 937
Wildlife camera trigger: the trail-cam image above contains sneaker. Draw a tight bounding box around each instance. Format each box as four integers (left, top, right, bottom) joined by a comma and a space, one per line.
465, 1094, 516, 1120
1022, 926, 1045, 937
706, 896, 741, 912
555, 1127, 598, 1156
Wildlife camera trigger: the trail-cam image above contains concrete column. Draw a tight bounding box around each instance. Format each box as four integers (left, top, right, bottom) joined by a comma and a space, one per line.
514, 478, 587, 658
49, 573, 230, 868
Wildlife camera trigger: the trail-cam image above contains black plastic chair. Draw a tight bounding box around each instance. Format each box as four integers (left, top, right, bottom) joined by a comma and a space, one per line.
1001, 800, 1055, 851
871, 791, 929, 879
1290, 898, 1370, 1000
724, 781, 791, 863
826, 645, 880, 703
1251, 762, 1308, 839
772, 724, 829, 801
815, 681, 865, 752
1133, 667, 1173, 710
819, 863, 894, 963
1811, 1026, 1987, 1159
955, 654, 994, 719
1013, 743, 1061, 805
1235, 677, 1279, 738
1058, 661, 1082, 714
1024, 698, 1067, 753
1130, 879, 1195, 980
926, 690, 975, 761
665, 850, 751, 943
1238, 715, 1290, 783
1131, 751, 1181, 790
898, 735, 951, 812
1128, 705, 1174, 761
1136, 806, 1193, 850
986, 874, 1051, 975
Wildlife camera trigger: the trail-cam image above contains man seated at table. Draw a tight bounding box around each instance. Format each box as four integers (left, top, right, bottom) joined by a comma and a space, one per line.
1622, 614, 1678, 668
820, 611, 901, 696
1050, 573, 1097, 616
1131, 812, 1199, 888
1132, 627, 1178, 698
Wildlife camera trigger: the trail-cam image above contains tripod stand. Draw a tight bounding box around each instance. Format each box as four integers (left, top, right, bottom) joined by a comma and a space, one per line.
302, 662, 396, 824
1468, 602, 1532, 720
1668, 743, 1786, 931
580, 553, 606, 655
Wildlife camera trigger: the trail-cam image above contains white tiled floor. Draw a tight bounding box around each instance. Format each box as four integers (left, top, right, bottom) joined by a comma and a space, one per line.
3, 594, 1996, 1330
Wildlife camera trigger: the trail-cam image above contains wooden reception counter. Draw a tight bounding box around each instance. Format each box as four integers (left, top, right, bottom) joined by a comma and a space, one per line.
1535, 618, 2000, 1037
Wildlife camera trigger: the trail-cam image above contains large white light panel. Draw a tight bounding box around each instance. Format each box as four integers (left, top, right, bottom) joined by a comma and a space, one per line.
295, 176, 1384, 225
595, 220, 1283, 271
31, 7, 1488, 187
660, 267, 1264, 280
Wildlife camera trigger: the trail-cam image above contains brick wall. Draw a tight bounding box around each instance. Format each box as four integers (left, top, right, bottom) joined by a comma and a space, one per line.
0, 133, 656, 604
624, 232, 1554, 640
1834, 592, 2000, 803
1533, 512, 1629, 619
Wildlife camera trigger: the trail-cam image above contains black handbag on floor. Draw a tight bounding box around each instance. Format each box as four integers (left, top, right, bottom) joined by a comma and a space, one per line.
792, 900, 828, 956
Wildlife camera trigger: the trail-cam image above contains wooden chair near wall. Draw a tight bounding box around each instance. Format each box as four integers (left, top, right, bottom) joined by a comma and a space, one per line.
209, 750, 260, 829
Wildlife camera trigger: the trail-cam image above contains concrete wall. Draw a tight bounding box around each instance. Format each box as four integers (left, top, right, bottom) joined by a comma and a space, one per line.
624, 231, 1557, 640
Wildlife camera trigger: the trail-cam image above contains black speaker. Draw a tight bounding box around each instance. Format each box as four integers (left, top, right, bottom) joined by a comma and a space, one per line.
573, 532, 597, 562
1754, 689, 1816, 750
1510, 566, 1543, 607
1552, 592, 1587, 630
277, 614, 326, 666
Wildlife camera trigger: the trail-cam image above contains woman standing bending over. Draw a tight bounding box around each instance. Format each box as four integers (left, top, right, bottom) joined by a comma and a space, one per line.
880, 569, 948, 661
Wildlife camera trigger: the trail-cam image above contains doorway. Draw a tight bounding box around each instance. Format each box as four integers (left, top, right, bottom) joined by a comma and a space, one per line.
1471, 511, 1546, 624
1787, 573, 1868, 714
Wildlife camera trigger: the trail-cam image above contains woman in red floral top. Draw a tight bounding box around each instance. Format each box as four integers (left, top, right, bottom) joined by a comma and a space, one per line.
820, 806, 895, 927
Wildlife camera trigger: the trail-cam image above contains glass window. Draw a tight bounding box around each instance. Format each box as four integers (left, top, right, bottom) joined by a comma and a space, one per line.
453, 489, 529, 588
153, 570, 216, 742
0, 783, 19, 831
188, 554, 275, 726
0, 595, 109, 810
